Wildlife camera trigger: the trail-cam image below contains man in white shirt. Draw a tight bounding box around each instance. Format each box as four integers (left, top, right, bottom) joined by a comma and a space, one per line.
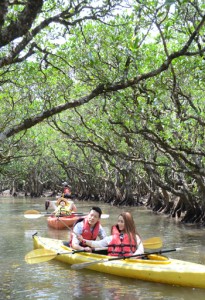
70, 206, 106, 252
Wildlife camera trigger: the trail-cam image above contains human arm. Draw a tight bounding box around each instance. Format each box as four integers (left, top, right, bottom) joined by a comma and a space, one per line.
53, 206, 60, 215
98, 225, 107, 239
70, 202, 77, 212
82, 236, 112, 248
76, 223, 107, 246
133, 235, 144, 255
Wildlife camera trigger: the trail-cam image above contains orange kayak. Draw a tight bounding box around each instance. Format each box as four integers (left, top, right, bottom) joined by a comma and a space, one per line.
47, 214, 86, 230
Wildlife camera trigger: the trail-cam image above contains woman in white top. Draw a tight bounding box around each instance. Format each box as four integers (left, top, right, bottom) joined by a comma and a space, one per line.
79, 211, 144, 257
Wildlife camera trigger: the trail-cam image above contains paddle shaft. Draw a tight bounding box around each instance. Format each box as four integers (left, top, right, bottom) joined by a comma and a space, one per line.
25, 248, 87, 264
41, 249, 86, 257
40, 212, 85, 217
71, 248, 177, 270
24, 210, 109, 219
25, 246, 109, 264
57, 216, 77, 232
25, 236, 162, 265
104, 248, 177, 261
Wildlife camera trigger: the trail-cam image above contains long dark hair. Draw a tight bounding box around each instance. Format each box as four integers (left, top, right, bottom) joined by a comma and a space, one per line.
118, 212, 140, 246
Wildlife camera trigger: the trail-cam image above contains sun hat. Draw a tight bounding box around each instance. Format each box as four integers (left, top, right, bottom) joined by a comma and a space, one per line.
56, 197, 69, 206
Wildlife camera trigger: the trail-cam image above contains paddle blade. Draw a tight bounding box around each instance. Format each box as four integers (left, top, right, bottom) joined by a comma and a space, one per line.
24, 214, 42, 219
25, 249, 57, 264
24, 210, 41, 214
143, 237, 162, 249
24, 210, 42, 219
101, 214, 109, 219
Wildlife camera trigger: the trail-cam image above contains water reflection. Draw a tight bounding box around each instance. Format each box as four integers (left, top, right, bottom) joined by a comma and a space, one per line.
0, 197, 205, 299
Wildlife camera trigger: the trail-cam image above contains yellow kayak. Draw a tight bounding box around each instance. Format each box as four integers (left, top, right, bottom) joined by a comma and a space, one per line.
31, 234, 205, 289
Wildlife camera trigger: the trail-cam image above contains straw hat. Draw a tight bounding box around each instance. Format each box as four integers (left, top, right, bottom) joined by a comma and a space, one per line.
56, 197, 69, 206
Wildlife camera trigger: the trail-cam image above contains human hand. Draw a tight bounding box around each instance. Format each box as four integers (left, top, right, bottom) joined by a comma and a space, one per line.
84, 247, 92, 252
77, 235, 83, 242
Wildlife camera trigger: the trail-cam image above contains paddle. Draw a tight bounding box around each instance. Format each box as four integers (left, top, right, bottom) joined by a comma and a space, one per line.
142, 237, 162, 249
25, 248, 87, 264
56, 216, 79, 230
24, 237, 162, 264
24, 210, 110, 219
25, 246, 109, 264
71, 248, 180, 270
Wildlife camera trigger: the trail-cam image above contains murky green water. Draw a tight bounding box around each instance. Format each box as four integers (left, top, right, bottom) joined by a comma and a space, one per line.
0, 196, 205, 299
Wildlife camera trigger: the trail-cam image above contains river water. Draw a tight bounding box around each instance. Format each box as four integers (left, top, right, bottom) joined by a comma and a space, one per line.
0, 196, 205, 300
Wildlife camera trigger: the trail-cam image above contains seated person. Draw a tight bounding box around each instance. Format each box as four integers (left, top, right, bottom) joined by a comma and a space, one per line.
78, 212, 144, 257
62, 182, 72, 199
70, 206, 106, 252
53, 198, 73, 216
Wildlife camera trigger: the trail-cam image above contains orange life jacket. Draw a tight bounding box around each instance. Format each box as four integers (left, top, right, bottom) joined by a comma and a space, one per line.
70, 217, 100, 247
107, 225, 137, 257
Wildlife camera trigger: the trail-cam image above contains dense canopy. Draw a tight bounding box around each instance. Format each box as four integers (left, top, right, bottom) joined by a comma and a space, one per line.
1, 0, 205, 225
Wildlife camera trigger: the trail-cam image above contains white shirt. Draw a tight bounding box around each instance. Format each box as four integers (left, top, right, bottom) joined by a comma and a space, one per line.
72, 220, 106, 246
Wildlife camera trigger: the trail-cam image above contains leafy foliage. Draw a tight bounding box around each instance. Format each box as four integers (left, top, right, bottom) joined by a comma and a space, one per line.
1, 1, 205, 223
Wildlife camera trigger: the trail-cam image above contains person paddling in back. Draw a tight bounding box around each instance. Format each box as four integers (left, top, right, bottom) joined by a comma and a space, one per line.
78, 211, 144, 257
62, 182, 72, 199
70, 206, 106, 252
53, 197, 75, 217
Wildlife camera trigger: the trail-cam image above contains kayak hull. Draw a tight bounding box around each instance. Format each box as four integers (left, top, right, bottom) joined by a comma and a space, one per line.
47, 215, 85, 230
32, 235, 205, 289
